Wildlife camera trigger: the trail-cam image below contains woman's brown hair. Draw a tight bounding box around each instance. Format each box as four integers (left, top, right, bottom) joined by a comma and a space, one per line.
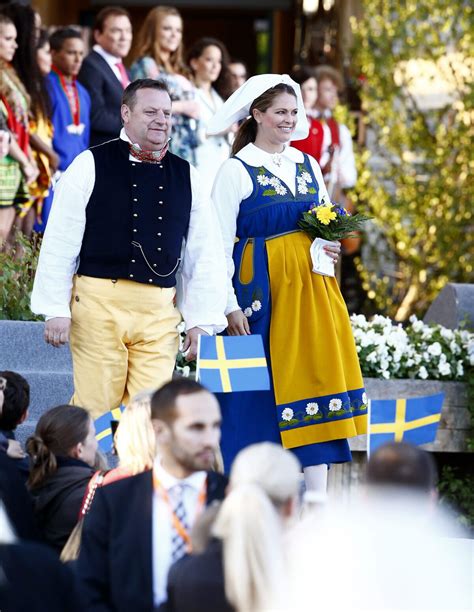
133, 6, 186, 75
187, 37, 230, 99
231, 83, 296, 156
26, 404, 91, 489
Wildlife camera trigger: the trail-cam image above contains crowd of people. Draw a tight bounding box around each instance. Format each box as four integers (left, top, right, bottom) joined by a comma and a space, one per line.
1, 2, 469, 611
0, 372, 470, 611
0, 3, 354, 250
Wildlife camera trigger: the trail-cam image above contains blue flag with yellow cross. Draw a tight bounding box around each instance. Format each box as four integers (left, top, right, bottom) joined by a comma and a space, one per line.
368, 393, 444, 455
197, 335, 270, 393
94, 406, 124, 453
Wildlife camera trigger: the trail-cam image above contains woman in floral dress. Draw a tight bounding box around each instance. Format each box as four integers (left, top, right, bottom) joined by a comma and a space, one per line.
209, 75, 367, 492
130, 6, 199, 164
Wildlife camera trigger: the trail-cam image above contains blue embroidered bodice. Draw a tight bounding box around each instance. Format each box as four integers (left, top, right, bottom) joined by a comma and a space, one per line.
235, 153, 321, 239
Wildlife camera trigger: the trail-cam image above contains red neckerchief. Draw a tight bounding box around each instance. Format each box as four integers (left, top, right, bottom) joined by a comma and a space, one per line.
129, 141, 169, 163
51, 66, 80, 126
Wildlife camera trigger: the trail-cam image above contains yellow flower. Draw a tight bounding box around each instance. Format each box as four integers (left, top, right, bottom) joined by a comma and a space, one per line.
316, 205, 337, 225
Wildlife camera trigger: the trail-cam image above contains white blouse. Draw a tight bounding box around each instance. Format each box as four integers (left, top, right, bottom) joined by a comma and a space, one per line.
194, 87, 230, 197
211, 143, 330, 315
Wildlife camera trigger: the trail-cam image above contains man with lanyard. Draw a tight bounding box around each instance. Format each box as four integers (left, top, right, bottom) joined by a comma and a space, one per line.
76, 378, 227, 611
31, 78, 228, 419
78, 6, 132, 146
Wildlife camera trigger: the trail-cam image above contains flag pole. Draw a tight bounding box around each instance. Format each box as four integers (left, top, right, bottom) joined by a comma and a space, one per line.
367, 398, 372, 459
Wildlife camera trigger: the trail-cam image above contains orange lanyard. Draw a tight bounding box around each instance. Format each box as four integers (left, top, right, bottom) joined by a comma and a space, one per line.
153, 471, 206, 552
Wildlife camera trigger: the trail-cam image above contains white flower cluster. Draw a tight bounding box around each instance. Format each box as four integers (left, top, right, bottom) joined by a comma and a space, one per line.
244, 300, 262, 318
281, 407, 294, 421
297, 170, 313, 195
306, 402, 319, 415
257, 174, 287, 196
351, 314, 473, 381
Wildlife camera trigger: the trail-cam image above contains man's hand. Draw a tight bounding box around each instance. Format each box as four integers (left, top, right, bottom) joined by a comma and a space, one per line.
7, 439, 26, 459
45, 317, 71, 348
226, 310, 250, 336
182, 327, 209, 362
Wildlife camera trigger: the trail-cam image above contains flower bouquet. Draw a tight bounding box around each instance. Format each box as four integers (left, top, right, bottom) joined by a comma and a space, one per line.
298, 196, 371, 276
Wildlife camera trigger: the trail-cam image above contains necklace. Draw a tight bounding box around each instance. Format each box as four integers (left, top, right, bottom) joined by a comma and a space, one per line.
271, 152, 283, 167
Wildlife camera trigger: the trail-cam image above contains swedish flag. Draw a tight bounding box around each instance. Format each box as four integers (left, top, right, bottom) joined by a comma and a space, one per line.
197, 335, 270, 393
94, 406, 124, 453
368, 393, 444, 454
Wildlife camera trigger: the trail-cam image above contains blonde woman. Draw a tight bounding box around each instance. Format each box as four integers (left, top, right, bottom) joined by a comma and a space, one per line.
130, 6, 199, 164
165, 442, 300, 612
108, 391, 156, 479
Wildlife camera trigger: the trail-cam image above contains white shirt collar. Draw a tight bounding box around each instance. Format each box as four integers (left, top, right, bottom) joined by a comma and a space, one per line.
236, 142, 304, 166
93, 44, 122, 67
120, 127, 131, 144
153, 456, 207, 492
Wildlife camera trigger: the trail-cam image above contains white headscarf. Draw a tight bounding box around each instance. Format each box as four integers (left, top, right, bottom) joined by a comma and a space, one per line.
207, 73, 309, 141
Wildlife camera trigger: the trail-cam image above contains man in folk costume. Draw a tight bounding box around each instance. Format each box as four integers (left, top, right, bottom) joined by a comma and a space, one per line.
294, 65, 357, 198
31, 79, 228, 419
38, 28, 91, 231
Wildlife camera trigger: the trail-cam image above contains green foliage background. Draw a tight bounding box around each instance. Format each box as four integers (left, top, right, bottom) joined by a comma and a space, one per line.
351, 0, 473, 320
0, 234, 42, 321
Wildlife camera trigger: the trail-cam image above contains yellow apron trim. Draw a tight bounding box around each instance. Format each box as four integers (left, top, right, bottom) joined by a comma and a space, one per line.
280, 414, 367, 449
239, 240, 254, 284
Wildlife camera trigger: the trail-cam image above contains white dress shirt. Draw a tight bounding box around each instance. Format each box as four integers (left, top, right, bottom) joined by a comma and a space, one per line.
152, 458, 207, 607
92, 44, 125, 84
211, 143, 330, 315
31, 129, 228, 335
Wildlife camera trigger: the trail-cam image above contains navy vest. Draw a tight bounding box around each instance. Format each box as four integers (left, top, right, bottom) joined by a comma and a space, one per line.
77, 138, 192, 287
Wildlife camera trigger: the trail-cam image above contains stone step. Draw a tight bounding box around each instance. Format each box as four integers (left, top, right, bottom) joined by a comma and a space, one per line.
0, 321, 72, 372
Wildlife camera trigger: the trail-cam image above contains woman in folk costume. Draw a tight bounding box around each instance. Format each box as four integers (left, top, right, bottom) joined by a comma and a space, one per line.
208, 74, 367, 493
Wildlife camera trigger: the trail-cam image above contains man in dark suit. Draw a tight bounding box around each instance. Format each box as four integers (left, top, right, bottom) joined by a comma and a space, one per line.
78, 6, 132, 146
76, 379, 227, 611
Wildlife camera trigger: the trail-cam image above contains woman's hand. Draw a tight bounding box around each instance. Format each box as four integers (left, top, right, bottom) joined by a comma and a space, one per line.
323, 240, 341, 264
226, 310, 250, 336
173, 99, 200, 119
21, 160, 39, 185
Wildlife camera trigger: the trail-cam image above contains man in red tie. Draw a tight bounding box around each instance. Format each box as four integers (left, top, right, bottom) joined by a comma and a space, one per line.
78, 6, 133, 146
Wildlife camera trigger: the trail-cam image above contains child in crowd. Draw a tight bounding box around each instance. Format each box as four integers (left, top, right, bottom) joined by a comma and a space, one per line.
39, 27, 90, 228
0, 371, 30, 478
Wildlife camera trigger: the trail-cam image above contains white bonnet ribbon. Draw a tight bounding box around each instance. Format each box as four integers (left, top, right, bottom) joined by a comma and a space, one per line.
207, 73, 309, 140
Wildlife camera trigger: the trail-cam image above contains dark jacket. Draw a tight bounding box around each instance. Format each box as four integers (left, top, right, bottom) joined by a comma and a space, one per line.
31, 457, 94, 553
78, 50, 125, 146
164, 538, 235, 612
0, 541, 82, 611
0, 428, 30, 481
0, 452, 39, 541
76, 469, 228, 612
